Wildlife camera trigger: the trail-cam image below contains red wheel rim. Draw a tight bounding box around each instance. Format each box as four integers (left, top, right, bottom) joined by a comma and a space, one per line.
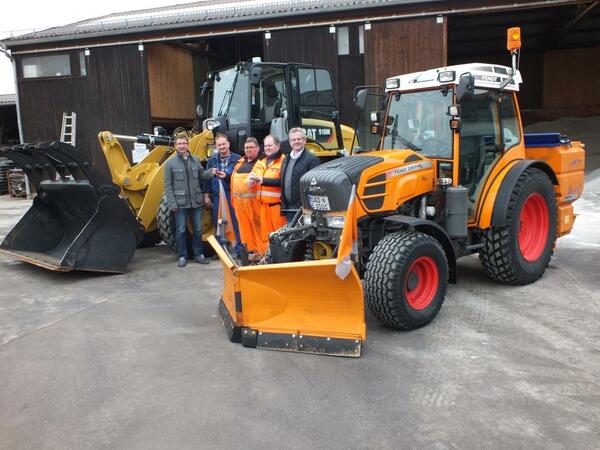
518, 193, 550, 262
405, 256, 439, 310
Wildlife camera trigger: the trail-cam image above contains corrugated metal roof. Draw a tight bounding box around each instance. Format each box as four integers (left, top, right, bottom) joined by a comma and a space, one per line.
3, 0, 435, 46
0, 94, 16, 105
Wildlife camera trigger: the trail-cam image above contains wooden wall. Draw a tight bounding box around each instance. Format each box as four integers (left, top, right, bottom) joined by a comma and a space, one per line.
543, 46, 600, 112
16, 45, 151, 177
364, 17, 447, 85
146, 44, 196, 124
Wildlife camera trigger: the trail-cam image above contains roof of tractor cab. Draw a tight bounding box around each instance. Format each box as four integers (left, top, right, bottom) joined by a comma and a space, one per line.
386, 63, 523, 93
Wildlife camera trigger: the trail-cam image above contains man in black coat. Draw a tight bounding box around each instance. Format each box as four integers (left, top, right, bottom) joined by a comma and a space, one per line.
280, 127, 320, 222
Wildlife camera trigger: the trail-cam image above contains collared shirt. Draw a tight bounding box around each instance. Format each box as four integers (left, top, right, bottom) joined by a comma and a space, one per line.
289, 148, 304, 160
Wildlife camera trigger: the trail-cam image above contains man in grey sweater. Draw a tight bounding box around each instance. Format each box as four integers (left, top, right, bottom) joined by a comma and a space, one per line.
164, 133, 218, 267
280, 127, 320, 222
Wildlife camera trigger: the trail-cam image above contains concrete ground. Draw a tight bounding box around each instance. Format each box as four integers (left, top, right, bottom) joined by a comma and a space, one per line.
1, 178, 599, 450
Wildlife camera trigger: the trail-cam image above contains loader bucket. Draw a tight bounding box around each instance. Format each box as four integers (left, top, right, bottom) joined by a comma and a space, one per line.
208, 236, 366, 357
0, 142, 144, 273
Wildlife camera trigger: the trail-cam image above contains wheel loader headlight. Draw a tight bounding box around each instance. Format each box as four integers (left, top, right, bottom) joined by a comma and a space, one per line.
325, 215, 345, 229
204, 119, 220, 132
302, 212, 312, 225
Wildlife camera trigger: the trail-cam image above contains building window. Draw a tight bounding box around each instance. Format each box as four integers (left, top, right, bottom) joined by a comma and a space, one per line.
337, 26, 349, 56
22, 54, 71, 78
79, 51, 87, 77
359, 25, 365, 55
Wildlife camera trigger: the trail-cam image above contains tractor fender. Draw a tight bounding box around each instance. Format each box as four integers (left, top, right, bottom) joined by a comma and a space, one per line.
382, 215, 457, 283
491, 160, 558, 227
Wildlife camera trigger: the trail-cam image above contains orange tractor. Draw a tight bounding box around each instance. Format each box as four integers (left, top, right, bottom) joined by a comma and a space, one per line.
211, 28, 585, 357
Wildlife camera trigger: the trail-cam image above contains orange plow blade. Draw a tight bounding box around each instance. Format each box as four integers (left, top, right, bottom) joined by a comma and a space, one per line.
208, 236, 366, 357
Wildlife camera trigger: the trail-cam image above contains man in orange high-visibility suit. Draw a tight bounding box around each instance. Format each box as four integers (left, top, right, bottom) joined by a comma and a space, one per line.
251, 134, 287, 254
231, 137, 262, 261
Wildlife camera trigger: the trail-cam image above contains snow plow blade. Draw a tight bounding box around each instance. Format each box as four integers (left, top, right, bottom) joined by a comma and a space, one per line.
208, 236, 366, 357
0, 142, 143, 273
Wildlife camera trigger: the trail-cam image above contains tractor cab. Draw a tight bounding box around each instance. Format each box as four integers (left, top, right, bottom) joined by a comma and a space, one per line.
368, 61, 523, 218
200, 61, 349, 157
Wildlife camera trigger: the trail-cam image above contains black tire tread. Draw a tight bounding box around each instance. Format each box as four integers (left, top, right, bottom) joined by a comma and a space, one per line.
479, 167, 557, 285
365, 231, 447, 330
157, 194, 176, 250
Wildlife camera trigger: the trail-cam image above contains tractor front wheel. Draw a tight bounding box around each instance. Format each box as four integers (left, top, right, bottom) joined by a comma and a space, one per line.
364, 231, 448, 330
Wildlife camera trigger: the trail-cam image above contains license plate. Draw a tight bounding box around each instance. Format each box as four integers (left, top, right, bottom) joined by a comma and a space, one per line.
307, 195, 331, 211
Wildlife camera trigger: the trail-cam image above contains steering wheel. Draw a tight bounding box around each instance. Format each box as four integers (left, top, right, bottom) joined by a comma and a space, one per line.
421, 138, 448, 155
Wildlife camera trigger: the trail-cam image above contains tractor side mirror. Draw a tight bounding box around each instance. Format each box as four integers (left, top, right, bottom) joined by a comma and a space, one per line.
250, 66, 262, 85
354, 88, 368, 111
456, 73, 474, 103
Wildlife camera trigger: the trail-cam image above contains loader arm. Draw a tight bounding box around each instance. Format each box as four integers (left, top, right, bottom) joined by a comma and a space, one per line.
97, 130, 214, 231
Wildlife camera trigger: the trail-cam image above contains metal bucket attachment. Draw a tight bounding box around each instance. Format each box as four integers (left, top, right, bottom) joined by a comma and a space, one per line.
208, 236, 366, 357
0, 142, 143, 273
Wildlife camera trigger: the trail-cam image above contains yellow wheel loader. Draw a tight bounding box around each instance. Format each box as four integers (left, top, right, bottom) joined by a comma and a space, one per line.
212, 28, 585, 357
0, 61, 355, 272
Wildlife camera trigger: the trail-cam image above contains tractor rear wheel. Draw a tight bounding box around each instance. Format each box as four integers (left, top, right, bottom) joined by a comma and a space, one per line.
479, 167, 557, 285
364, 231, 448, 330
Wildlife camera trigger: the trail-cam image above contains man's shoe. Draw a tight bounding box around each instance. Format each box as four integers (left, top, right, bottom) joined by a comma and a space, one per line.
177, 257, 187, 267
194, 255, 209, 265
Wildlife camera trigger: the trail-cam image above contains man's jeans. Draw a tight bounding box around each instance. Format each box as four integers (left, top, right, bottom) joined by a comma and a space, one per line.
175, 207, 203, 258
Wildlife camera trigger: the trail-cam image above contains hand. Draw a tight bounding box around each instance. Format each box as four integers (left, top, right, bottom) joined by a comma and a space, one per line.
216, 170, 226, 179
210, 167, 218, 176
171, 207, 178, 213
204, 194, 212, 207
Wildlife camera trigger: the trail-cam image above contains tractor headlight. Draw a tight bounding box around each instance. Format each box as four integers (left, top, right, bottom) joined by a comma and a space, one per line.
386, 78, 400, 89
204, 119, 220, 132
325, 215, 345, 229
438, 70, 455, 83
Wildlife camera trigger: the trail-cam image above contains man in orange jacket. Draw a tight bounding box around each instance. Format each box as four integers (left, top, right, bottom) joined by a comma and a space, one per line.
231, 137, 262, 261
251, 135, 287, 254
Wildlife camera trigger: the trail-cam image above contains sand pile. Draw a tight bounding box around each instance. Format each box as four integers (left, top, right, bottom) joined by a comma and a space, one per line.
525, 116, 600, 181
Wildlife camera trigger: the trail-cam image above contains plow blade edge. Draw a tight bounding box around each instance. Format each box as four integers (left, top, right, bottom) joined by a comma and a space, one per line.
208, 236, 366, 357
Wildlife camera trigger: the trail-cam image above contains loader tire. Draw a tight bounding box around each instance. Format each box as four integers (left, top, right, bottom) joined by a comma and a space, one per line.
479, 167, 557, 285
364, 231, 448, 330
156, 194, 213, 256
138, 230, 162, 248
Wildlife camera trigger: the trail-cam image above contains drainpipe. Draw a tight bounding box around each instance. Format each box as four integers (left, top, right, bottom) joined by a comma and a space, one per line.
0, 44, 24, 144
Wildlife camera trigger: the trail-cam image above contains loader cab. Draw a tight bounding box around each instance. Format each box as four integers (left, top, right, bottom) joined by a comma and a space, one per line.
202, 62, 344, 156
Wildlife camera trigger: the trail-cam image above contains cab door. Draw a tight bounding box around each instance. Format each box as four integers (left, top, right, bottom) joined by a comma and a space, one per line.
286, 65, 342, 154
223, 68, 251, 153
459, 90, 521, 219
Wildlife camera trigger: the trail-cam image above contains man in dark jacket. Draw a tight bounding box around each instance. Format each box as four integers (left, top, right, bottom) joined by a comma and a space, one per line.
204, 133, 242, 256
280, 127, 320, 222
164, 133, 216, 267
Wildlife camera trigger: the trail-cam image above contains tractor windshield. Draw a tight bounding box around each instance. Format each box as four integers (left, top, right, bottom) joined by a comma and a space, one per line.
383, 89, 453, 158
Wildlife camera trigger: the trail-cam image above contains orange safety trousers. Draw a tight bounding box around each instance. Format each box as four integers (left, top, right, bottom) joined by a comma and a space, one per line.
231, 169, 262, 254
254, 156, 287, 253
